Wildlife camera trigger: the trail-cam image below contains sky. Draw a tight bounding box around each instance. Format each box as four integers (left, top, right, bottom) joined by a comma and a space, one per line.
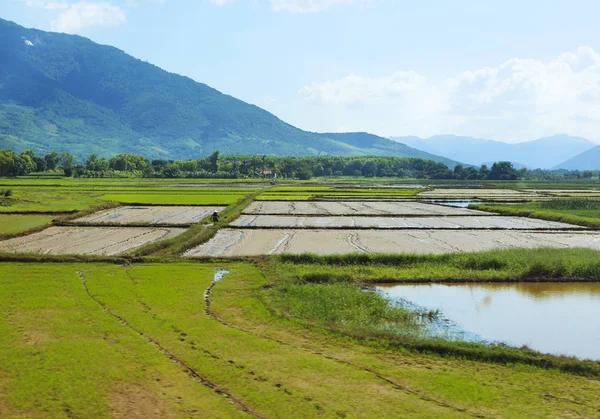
2, 0, 600, 143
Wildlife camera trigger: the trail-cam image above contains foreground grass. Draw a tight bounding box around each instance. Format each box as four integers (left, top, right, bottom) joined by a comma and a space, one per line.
472, 198, 600, 228
0, 263, 241, 417
2, 261, 600, 417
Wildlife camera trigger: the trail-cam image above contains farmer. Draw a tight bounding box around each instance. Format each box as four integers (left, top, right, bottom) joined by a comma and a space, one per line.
212, 211, 220, 223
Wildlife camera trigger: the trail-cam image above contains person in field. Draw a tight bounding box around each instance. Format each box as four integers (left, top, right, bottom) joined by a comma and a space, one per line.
212, 211, 219, 223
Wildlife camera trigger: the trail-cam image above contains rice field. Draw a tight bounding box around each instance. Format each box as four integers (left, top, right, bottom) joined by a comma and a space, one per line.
75, 205, 225, 225
0, 226, 186, 255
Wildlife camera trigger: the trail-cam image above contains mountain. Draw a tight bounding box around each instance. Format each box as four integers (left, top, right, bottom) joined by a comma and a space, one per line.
390, 134, 597, 169
0, 18, 457, 166
554, 146, 600, 170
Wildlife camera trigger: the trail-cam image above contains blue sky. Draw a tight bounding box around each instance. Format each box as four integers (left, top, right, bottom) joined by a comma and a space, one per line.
2, 0, 600, 143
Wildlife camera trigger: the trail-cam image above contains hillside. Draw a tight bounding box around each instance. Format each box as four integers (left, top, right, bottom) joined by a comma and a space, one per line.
554, 146, 600, 170
0, 18, 456, 166
391, 134, 597, 169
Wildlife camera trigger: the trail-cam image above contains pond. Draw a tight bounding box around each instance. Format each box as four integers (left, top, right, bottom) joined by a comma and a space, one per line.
377, 282, 600, 360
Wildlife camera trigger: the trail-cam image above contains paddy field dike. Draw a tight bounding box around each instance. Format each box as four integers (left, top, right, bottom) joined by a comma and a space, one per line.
1, 178, 600, 417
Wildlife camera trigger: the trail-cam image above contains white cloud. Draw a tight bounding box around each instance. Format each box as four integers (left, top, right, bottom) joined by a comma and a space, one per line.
203, 0, 372, 13
209, 0, 234, 6
270, 0, 370, 13
299, 47, 600, 142
25, 0, 70, 10
49, 2, 127, 33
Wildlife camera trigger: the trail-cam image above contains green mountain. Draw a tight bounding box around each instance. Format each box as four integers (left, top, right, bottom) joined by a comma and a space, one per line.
554, 146, 600, 170
0, 18, 457, 166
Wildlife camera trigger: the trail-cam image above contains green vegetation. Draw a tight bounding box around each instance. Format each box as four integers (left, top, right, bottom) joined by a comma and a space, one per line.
0, 214, 54, 236
3, 261, 599, 417
0, 263, 243, 417
100, 193, 244, 206
274, 247, 600, 283
472, 198, 600, 228
256, 186, 421, 200
258, 254, 600, 377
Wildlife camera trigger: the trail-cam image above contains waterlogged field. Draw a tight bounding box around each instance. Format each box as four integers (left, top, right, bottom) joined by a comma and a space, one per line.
244, 200, 489, 216
186, 228, 600, 257
0, 226, 186, 255
1, 262, 600, 418
230, 214, 583, 230
76, 205, 225, 225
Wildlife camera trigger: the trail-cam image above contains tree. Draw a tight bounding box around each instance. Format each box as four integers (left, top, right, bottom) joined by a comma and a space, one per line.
33, 156, 47, 172
59, 152, 74, 170
583, 170, 596, 179
488, 161, 518, 180
44, 152, 60, 171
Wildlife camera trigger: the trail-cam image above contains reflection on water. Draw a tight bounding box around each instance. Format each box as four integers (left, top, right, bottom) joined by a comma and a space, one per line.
377, 282, 600, 360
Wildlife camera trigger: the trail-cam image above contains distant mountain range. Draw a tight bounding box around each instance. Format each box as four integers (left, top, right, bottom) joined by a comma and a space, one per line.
390, 135, 598, 170
0, 18, 458, 167
554, 146, 600, 170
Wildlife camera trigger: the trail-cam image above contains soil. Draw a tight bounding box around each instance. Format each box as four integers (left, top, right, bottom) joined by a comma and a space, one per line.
243, 201, 490, 216
0, 226, 186, 256
229, 215, 585, 230
76, 206, 225, 225
185, 228, 600, 257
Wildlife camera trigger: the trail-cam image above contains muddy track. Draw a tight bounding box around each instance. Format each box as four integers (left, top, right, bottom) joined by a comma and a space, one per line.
203, 271, 483, 418
78, 270, 262, 418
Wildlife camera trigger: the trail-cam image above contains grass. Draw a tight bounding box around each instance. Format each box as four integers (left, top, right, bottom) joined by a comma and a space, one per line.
100, 193, 245, 205
0, 263, 241, 417
1, 260, 600, 417
275, 248, 600, 282
472, 198, 600, 228
256, 187, 422, 201
0, 214, 54, 235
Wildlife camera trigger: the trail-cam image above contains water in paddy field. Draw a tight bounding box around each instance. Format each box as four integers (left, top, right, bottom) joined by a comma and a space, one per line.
377, 282, 600, 360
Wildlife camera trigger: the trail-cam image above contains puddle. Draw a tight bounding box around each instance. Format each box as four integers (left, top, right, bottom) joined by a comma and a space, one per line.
378, 282, 600, 360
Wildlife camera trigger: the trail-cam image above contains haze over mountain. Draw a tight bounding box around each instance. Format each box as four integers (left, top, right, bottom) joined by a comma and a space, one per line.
391, 135, 598, 170
554, 147, 600, 170
0, 18, 459, 168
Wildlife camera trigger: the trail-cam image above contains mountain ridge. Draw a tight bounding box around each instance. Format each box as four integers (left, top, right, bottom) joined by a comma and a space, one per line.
0, 18, 458, 167
390, 134, 598, 169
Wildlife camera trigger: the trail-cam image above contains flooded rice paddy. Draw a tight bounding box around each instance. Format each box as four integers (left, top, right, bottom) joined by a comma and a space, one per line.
185, 228, 600, 257
378, 282, 600, 360
76, 205, 224, 225
230, 215, 583, 230
0, 226, 186, 255
243, 201, 490, 216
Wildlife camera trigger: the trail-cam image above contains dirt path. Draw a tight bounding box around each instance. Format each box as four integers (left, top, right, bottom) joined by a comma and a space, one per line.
78, 270, 262, 418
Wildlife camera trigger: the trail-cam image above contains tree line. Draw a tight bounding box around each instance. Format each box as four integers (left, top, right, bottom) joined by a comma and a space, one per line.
0, 149, 598, 181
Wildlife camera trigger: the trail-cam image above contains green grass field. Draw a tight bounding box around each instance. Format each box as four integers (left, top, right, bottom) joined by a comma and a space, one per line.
256, 187, 422, 201
100, 193, 246, 205
1, 262, 599, 417
0, 214, 54, 235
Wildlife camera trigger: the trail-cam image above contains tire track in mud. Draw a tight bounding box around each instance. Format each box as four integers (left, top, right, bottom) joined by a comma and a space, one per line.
346, 232, 369, 253
204, 270, 483, 417
78, 270, 263, 418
